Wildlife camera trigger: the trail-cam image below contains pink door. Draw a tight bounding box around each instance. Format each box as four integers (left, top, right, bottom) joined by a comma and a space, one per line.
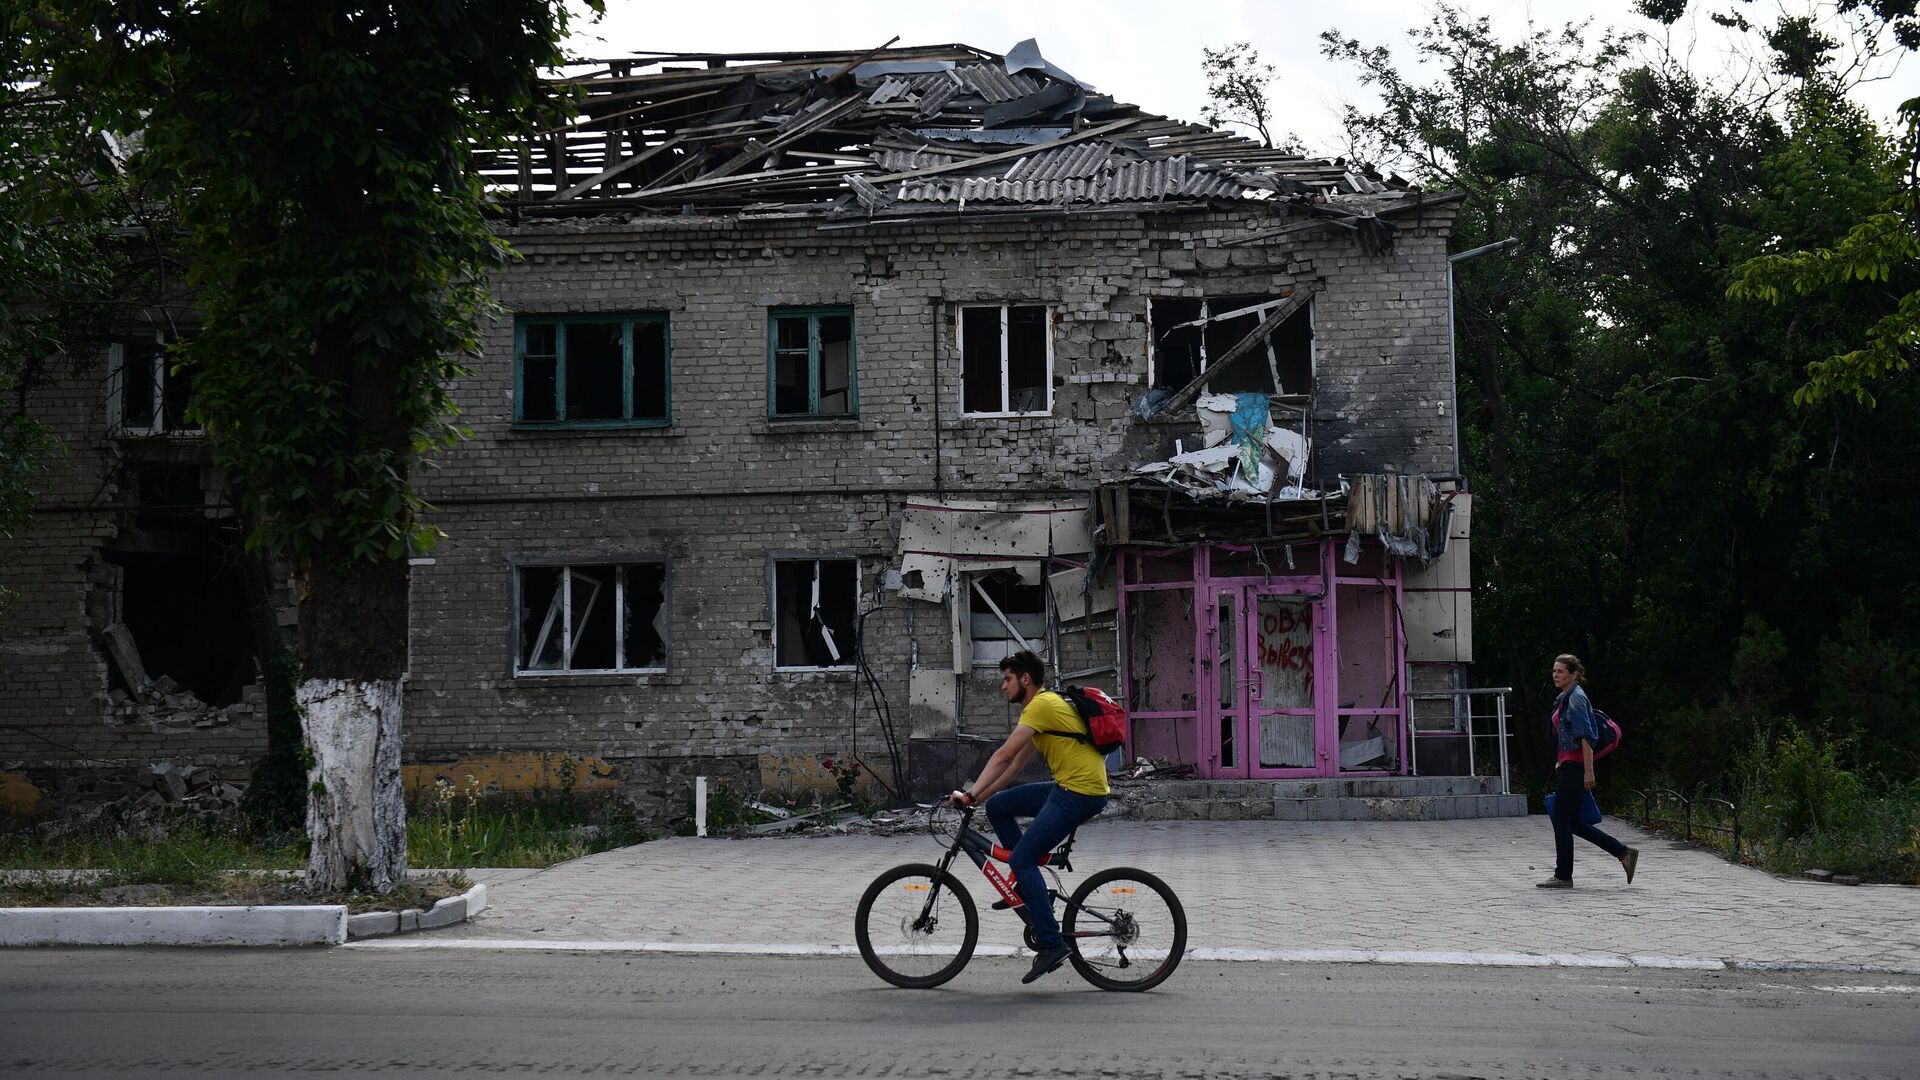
1247, 584, 1328, 777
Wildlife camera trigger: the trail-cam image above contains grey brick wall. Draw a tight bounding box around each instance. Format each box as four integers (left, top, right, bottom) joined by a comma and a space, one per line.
3, 201, 1460, 810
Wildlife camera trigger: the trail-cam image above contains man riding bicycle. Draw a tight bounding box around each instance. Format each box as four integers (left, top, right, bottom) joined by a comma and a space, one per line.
948, 650, 1111, 983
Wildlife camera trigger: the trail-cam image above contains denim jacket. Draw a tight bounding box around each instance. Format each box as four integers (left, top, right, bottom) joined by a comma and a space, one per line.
1553, 684, 1600, 754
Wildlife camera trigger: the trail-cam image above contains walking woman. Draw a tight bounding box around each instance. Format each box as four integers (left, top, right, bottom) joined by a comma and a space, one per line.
1540, 654, 1639, 888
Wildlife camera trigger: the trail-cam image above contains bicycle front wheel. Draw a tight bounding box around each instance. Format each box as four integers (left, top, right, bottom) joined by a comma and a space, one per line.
854, 863, 978, 988
1063, 867, 1186, 991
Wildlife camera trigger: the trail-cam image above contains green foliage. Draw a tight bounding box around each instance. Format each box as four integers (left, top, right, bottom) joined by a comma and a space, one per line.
0, 10, 137, 610
26, 1, 596, 568
407, 779, 652, 868
1738, 725, 1920, 882
0, 810, 304, 884
1321, 5, 1920, 806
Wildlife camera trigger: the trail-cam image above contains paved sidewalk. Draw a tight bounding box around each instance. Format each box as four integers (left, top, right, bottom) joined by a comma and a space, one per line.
404, 818, 1920, 972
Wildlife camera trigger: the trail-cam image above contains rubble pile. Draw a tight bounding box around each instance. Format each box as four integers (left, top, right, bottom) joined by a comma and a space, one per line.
107, 675, 264, 730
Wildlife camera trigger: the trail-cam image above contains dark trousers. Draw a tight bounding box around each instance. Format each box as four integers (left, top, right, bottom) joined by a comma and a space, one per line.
1552, 761, 1627, 880
984, 781, 1109, 949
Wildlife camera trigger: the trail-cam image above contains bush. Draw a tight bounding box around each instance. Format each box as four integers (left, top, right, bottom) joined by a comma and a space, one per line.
1738, 725, 1920, 883
407, 779, 652, 867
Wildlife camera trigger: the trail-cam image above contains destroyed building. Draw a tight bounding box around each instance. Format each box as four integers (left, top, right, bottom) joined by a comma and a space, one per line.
0, 42, 1501, 822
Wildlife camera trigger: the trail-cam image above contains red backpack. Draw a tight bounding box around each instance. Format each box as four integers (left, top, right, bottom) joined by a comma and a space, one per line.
1592, 708, 1623, 760
1047, 686, 1128, 756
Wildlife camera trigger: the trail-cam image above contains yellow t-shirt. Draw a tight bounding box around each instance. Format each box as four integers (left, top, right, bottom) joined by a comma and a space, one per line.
1018, 690, 1112, 797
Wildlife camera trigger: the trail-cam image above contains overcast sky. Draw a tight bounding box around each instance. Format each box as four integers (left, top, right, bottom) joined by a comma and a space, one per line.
565, 0, 1913, 156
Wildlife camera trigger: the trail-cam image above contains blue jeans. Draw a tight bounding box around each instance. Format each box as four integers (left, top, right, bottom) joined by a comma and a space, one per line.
984, 782, 1109, 949
1551, 761, 1626, 879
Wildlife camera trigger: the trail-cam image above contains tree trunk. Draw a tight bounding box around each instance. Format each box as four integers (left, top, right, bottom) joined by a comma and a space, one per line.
299, 554, 409, 892
236, 537, 304, 832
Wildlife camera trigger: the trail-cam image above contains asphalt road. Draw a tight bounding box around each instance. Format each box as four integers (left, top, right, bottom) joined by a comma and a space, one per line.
3, 949, 1916, 1079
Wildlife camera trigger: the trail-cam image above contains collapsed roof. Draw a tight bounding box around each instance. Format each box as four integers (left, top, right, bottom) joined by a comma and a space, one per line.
481, 40, 1434, 240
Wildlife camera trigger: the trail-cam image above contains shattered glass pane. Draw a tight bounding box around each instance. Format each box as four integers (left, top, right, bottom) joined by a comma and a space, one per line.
960, 306, 1003, 413
161, 352, 197, 431
1204, 294, 1279, 395
118, 343, 160, 430
773, 348, 810, 415
621, 563, 668, 668
567, 566, 617, 670
518, 566, 565, 670
775, 315, 810, 352
1149, 299, 1203, 390
1006, 305, 1048, 412
631, 319, 669, 421
522, 323, 557, 357
565, 321, 624, 421
775, 558, 857, 668
817, 314, 853, 416
520, 356, 558, 421
968, 571, 1047, 666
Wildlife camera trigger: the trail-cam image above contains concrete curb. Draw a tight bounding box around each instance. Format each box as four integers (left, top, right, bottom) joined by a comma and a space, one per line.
346, 882, 487, 941
0, 904, 346, 946
0, 882, 486, 947
338, 937, 1920, 977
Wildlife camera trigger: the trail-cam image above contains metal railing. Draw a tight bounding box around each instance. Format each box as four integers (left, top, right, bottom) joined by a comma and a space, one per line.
1630, 788, 1742, 861
1408, 687, 1514, 795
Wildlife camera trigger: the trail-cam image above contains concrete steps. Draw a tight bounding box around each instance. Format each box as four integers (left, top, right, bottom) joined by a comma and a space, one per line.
1106, 775, 1527, 822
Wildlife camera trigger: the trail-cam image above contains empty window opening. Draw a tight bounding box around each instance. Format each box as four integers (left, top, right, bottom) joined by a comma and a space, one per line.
769, 308, 856, 418
774, 558, 857, 669
960, 303, 1051, 415
110, 338, 199, 435
516, 562, 668, 674
516, 315, 669, 427
1150, 295, 1312, 397
968, 570, 1048, 666
104, 520, 253, 706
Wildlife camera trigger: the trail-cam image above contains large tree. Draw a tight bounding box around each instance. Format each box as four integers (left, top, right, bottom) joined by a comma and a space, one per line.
28, 0, 592, 890
0, 14, 128, 612
1323, 5, 1920, 789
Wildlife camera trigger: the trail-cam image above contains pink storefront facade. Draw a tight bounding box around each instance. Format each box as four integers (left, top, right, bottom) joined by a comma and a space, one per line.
1120, 537, 1413, 781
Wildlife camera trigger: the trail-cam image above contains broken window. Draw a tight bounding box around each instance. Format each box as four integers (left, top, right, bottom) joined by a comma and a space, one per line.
966, 569, 1049, 666
773, 558, 858, 669
515, 315, 670, 427
768, 307, 856, 418
1149, 295, 1312, 397
109, 337, 200, 435
516, 562, 669, 674
959, 303, 1051, 415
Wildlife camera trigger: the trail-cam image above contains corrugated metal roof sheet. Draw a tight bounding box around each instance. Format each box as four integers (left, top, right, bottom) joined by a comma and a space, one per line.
1003, 143, 1112, 181
907, 64, 1045, 104
893, 154, 1260, 206
875, 148, 968, 172
914, 126, 1073, 145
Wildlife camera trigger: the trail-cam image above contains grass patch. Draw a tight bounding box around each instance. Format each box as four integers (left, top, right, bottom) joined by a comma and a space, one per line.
406, 781, 653, 867
0, 870, 472, 912
0, 812, 301, 884
1630, 726, 1920, 884
0, 786, 655, 892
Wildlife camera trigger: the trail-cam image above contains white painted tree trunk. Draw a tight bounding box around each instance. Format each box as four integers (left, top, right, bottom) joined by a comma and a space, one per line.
301, 677, 407, 892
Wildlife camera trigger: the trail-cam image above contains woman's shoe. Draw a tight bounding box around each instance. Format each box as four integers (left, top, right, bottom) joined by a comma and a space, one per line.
1623, 848, 1640, 884
1535, 876, 1572, 888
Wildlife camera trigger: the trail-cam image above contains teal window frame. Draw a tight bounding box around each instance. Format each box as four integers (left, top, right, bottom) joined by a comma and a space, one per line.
766, 306, 857, 419
514, 313, 671, 429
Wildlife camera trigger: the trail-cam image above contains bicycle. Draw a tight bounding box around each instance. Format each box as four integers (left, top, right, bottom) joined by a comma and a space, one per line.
853, 803, 1186, 991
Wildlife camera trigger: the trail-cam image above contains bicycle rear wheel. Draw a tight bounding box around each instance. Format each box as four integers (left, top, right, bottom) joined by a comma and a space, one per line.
1062, 867, 1186, 992
854, 863, 978, 988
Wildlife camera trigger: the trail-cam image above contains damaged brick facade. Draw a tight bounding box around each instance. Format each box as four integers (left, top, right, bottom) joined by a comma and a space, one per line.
0, 44, 1468, 823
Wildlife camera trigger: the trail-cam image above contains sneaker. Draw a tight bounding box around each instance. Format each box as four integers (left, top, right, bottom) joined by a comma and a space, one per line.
1021, 943, 1071, 984
992, 898, 1014, 911
1535, 876, 1572, 888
